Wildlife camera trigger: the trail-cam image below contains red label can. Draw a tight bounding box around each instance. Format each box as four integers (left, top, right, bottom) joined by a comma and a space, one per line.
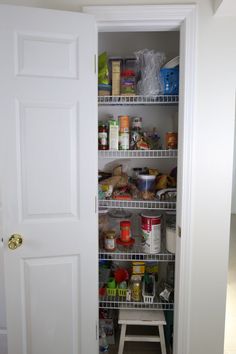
141, 214, 161, 254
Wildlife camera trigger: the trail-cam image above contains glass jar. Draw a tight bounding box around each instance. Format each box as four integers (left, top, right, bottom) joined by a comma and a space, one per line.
104, 230, 116, 251
98, 122, 108, 150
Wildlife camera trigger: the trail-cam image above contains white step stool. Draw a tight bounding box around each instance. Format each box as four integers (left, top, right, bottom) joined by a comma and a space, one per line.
118, 309, 167, 354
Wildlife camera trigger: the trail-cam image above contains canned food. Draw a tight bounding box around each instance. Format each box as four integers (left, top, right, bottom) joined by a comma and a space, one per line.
119, 116, 130, 150
141, 213, 161, 254
119, 115, 129, 133
166, 132, 177, 149
132, 261, 145, 275
130, 275, 142, 301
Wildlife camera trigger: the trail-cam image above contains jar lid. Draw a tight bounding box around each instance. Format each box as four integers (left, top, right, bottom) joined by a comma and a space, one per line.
105, 230, 116, 237
138, 174, 156, 180
120, 221, 131, 227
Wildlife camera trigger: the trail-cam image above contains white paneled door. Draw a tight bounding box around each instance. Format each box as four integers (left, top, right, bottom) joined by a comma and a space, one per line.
0, 5, 98, 354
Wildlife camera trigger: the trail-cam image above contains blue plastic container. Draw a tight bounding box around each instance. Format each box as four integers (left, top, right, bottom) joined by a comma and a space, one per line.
160, 67, 179, 95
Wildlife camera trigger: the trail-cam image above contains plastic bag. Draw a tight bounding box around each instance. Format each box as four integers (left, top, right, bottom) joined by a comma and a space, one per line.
135, 49, 166, 95
98, 52, 109, 85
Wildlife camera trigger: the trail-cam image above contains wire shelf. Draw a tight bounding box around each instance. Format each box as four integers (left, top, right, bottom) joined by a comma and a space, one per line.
98, 199, 176, 210
98, 149, 177, 159
99, 296, 174, 311
98, 95, 179, 105
99, 250, 175, 262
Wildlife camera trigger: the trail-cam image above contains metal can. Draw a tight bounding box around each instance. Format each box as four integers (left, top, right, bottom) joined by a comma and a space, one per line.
104, 230, 116, 251
141, 213, 161, 254
165, 132, 178, 149
119, 115, 130, 150
130, 275, 142, 301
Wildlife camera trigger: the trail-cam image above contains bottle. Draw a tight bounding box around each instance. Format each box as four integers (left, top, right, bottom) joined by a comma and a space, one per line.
99, 326, 109, 353
98, 122, 109, 150
130, 116, 142, 150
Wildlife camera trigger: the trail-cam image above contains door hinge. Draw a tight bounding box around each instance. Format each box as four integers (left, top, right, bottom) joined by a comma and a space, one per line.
94, 54, 96, 74
95, 196, 97, 214
96, 321, 98, 341
178, 226, 181, 238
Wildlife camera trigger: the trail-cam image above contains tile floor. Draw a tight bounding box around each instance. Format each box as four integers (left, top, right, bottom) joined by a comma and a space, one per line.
224, 214, 236, 354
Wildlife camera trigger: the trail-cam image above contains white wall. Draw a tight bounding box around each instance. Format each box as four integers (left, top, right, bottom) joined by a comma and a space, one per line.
232, 111, 236, 214
0, 1, 235, 354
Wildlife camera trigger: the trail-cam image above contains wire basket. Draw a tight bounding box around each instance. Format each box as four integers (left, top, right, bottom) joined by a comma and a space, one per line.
117, 288, 127, 298
106, 287, 117, 297
159, 67, 179, 95
142, 275, 156, 304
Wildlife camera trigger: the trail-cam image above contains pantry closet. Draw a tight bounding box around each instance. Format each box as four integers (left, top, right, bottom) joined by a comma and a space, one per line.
97, 31, 179, 354
0, 5, 197, 354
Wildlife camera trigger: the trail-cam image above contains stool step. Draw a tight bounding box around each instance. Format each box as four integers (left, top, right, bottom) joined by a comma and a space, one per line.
124, 335, 161, 342
119, 309, 166, 325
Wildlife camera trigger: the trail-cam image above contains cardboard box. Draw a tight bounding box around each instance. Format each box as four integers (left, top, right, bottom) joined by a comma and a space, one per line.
112, 61, 121, 96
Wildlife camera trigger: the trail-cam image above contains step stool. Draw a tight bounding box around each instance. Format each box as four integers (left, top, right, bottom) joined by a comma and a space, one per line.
118, 309, 167, 354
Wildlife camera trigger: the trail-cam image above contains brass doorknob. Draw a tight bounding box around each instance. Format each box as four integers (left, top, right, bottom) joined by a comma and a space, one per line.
8, 234, 23, 250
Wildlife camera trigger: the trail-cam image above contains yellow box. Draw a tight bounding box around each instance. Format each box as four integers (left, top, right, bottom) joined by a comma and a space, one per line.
112, 61, 121, 96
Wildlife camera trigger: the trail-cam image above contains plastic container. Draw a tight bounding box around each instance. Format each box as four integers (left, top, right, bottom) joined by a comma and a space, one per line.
142, 275, 155, 303
159, 67, 179, 95
138, 175, 156, 200
166, 212, 176, 254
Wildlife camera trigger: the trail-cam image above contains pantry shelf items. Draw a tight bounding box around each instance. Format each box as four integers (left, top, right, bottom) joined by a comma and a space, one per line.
99, 297, 174, 311
99, 199, 176, 210
98, 95, 179, 105
99, 250, 175, 262
98, 149, 177, 159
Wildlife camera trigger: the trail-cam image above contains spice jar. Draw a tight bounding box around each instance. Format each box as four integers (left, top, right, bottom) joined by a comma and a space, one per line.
130, 275, 142, 302
120, 220, 131, 242
104, 230, 116, 251
98, 122, 108, 150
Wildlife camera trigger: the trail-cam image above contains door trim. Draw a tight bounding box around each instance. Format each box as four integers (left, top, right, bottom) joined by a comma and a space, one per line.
83, 5, 197, 354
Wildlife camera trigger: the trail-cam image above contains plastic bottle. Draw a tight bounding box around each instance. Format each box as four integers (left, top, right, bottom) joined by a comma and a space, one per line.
99, 327, 109, 353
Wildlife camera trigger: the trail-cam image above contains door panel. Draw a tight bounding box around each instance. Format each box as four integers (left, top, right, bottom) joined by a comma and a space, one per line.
17, 101, 78, 220
0, 5, 98, 354
23, 256, 80, 354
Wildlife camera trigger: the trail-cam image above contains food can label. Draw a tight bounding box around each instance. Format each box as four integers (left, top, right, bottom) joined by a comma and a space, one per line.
104, 238, 115, 251
98, 132, 108, 147
119, 132, 129, 150
141, 215, 161, 254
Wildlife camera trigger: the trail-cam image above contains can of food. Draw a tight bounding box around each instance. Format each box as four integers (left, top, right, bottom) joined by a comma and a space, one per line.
119, 132, 129, 150
130, 275, 142, 301
104, 230, 116, 251
119, 116, 129, 150
132, 261, 145, 275
166, 132, 178, 150
141, 213, 161, 254
119, 115, 129, 133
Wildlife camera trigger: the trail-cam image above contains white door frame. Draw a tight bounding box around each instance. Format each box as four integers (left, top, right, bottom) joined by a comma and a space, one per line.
83, 5, 197, 354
